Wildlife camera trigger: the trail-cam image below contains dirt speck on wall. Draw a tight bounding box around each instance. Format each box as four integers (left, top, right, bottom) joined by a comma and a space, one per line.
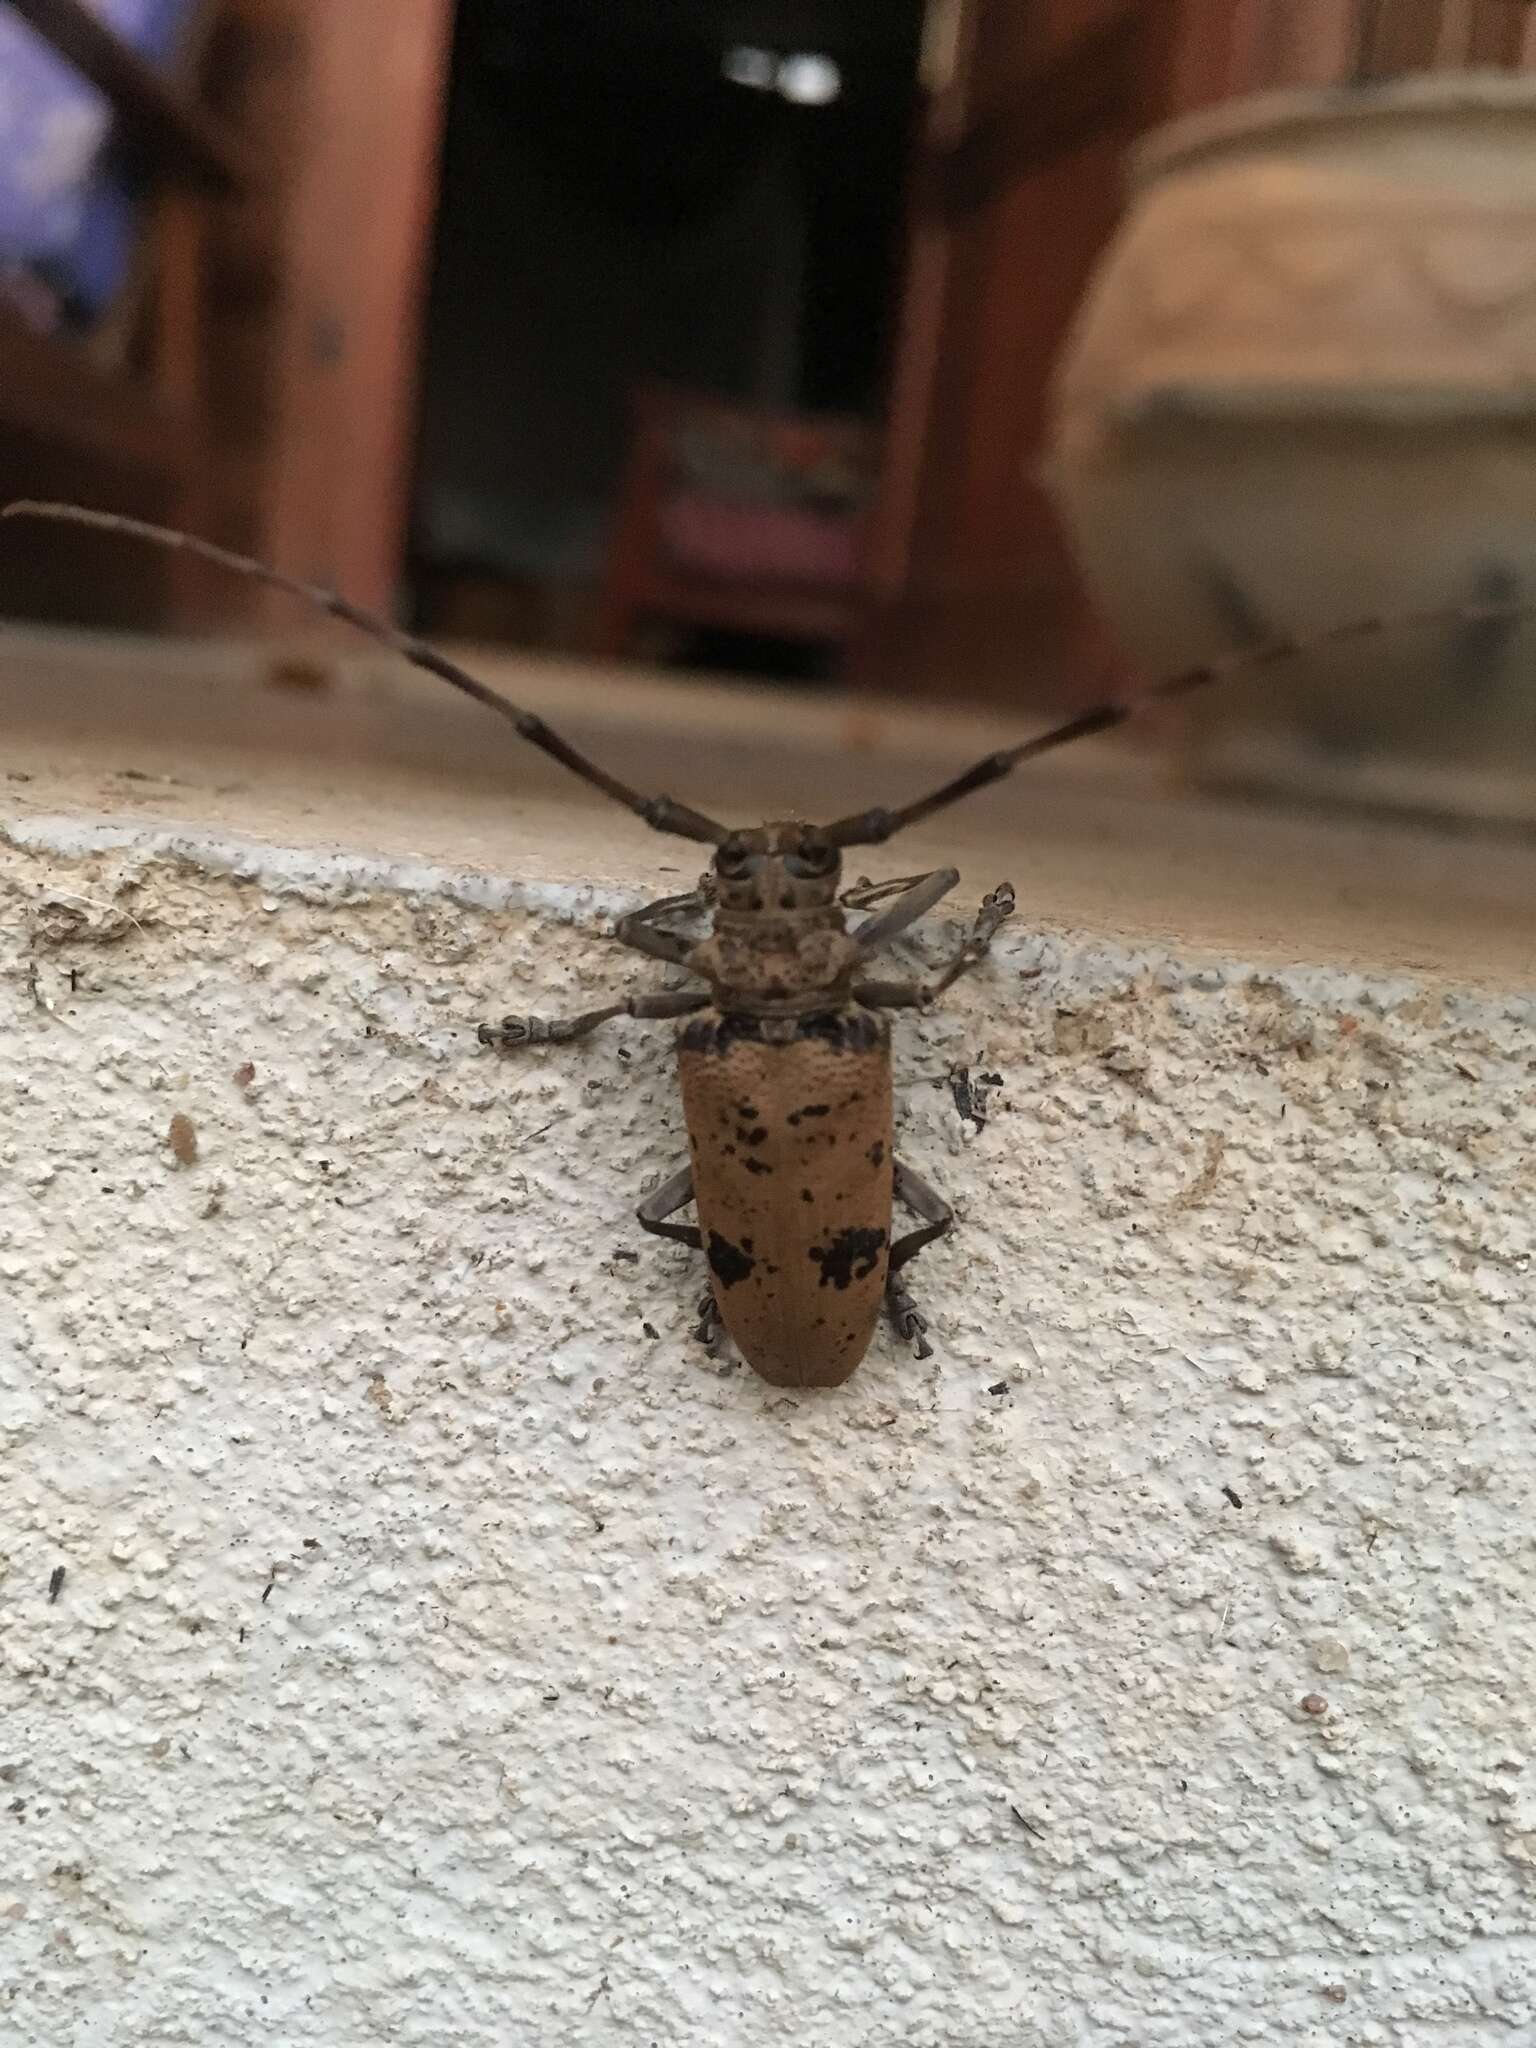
2, 816, 1535, 2046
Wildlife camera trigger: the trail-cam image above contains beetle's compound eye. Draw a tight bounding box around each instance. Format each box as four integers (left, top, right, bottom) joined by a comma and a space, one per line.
715, 840, 754, 882
786, 839, 835, 880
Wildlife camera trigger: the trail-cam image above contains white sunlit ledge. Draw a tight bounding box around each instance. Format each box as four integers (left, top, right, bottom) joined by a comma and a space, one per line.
3, 646, 1536, 2047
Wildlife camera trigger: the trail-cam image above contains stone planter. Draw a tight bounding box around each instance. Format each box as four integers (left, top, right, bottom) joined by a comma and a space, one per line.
1045, 74, 1536, 814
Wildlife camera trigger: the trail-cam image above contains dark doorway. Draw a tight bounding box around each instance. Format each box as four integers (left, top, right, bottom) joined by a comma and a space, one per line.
408, 0, 924, 675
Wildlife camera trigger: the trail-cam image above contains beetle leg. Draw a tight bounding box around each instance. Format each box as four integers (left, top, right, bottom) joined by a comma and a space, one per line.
924, 882, 1016, 996
695, 1286, 723, 1353
841, 870, 950, 910
635, 1161, 701, 1250
480, 985, 706, 1047
854, 882, 1019, 1006
847, 868, 961, 950
615, 882, 713, 965
885, 1159, 955, 1361
636, 1164, 723, 1353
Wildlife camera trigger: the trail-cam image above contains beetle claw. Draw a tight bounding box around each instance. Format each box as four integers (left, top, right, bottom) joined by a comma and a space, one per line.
888, 1285, 934, 1361
480, 1014, 536, 1047
694, 1286, 723, 1353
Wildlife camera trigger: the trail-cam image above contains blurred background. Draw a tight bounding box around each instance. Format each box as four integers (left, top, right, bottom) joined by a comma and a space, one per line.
2, 0, 1536, 822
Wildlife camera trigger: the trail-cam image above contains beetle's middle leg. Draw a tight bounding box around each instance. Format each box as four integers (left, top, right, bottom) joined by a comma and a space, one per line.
481, 881, 712, 1043
885, 1159, 954, 1361
636, 1162, 721, 1352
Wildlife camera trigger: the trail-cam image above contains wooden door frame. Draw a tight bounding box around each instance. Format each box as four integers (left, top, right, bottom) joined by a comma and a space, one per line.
862, 1, 1181, 701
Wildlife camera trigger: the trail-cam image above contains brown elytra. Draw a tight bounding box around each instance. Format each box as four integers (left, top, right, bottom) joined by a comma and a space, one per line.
679, 1009, 894, 1388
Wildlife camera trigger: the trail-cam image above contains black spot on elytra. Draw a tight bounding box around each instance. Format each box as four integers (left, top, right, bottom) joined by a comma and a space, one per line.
736, 1125, 768, 1147
707, 1233, 756, 1288
867, 1140, 885, 1166
735, 1102, 759, 1119
800, 1188, 814, 1203
809, 1225, 886, 1290
788, 1103, 830, 1127
744, 1157, 772, 1177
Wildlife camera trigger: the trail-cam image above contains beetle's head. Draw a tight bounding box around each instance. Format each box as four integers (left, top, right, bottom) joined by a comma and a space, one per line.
712, 822, 842, 913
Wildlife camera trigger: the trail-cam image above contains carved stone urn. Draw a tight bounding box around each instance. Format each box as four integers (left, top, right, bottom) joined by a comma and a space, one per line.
1045, 74, 1536, 809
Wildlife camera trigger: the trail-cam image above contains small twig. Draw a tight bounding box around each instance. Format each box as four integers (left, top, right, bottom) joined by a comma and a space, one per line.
1212, 1593, 1231, 1645
43, 888, 149, 938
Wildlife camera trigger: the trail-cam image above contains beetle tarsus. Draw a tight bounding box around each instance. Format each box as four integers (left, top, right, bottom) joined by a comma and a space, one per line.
887, 1281, 934, 1361
926, 880, 1016, 997
695, 1287, 723, 1352
479, 1013, 576, 1047
481, 988, 709, 1049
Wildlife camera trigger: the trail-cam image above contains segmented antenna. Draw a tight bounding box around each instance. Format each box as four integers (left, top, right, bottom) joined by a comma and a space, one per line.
823, 595, 1532, 846
5, 498, 1530, 852
0, 500, 729, 846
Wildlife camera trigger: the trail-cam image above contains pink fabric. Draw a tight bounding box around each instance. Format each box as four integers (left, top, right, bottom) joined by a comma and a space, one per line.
658, 492, 860, 590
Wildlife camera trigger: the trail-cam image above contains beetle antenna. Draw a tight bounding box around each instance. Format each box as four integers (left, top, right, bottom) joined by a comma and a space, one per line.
0, 500, 729, 846
823, 596, 1533, 846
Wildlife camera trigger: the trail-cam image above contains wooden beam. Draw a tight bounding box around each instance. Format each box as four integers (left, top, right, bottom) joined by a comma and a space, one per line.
1358, 0, 1445, 76
0, 301, 189, 473
1467, 0, 1535, 64
7, 0, 248, 191
1258, 0, 1357, 88
933, 4, 1147, 213
250, 0, 452, 615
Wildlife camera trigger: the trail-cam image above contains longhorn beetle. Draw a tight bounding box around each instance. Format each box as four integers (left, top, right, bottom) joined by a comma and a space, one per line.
2, 500, 1528, 1386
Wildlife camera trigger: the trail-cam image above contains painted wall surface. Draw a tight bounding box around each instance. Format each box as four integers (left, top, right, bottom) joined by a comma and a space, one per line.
3, 817, 1535, 2047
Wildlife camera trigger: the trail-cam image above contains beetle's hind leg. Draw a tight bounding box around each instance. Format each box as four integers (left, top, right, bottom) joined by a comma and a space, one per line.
694, 1287, 723, 1354
637, 1162, 701, 1248
636, 1162, 723, 1355
886, 1159, 955, 1361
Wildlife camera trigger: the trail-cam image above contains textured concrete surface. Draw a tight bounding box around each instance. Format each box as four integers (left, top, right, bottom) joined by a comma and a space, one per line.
3, 812, 1536, 2048
3, 633, 1536, 2045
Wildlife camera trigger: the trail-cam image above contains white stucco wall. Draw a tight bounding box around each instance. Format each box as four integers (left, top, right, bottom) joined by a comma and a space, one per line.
3, 803, 1536, 2048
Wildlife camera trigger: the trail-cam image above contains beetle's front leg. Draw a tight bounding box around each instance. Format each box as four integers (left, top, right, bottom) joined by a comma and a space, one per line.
854, 883, 1019, 1009
479, 985, 707, 1048
845, 867, 960, 949
614, 880, 714, 965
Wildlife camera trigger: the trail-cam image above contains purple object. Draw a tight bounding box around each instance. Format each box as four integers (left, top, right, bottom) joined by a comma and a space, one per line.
0, 0, 197, 325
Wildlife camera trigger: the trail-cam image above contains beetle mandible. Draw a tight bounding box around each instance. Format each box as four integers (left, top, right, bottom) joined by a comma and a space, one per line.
2, 500, 1527, 1385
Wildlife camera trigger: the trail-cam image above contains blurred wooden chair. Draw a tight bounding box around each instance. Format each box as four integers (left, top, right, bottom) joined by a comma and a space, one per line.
0, 0, 246, 626
599, 383, 877, 669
